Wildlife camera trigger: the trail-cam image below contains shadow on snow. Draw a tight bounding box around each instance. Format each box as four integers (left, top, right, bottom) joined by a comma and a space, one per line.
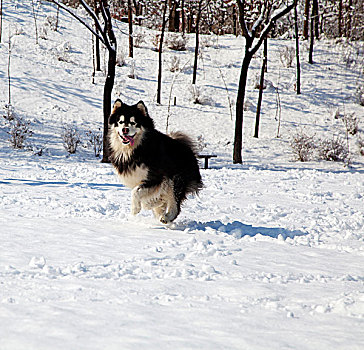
175, 220, 307, 240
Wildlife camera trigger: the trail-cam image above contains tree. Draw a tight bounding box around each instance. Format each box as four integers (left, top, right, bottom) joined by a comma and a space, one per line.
168, 0, 179, 32
128, 0, 133, 57
192, 0, 205, 85
156, 0, 169, 104
253, 38, 267, 138
0, 0, 3, 43
308, 0, 318, 63
294, 0, 301, 94
52, 0, 117, 163
303, 0, 310, 40
233, 0, 294, 164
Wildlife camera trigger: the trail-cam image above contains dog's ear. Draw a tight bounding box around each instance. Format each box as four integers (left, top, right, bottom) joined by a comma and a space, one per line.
136, 101, 148, 117
136, 101, 155, 130
112, 99, 123, 114
109, 99, 123, 125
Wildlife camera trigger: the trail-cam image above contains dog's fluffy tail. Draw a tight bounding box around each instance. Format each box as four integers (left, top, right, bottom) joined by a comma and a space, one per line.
168, 131, 199, 156
169, 131, 203, 197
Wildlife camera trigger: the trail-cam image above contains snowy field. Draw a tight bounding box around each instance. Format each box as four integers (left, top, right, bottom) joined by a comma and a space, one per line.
1, 1, 364, 349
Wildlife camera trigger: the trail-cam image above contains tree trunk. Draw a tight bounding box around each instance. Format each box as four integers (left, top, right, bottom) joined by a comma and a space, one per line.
55, 4, 59, 31
303, 0, 310, 40
345, 0, 352, 37
308, 0, 314, 64
192, 0, 203, 85
168, 0, 176, 32
338, 0, 343, 37
94, 1, 101, 71
294, 1, 301, 94
233, 5, 237, 36
233, 53, 252, 164
313, 0, 319, 39
254, 42, 267, 138
181, 0, 185, 34
101, 0, 117, 163
101, 47, 116, 163
157, 0, 168, 104
0, 0, 3, 43
128, 0, 133, 58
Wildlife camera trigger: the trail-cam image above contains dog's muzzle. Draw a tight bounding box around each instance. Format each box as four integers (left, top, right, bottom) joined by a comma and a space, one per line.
119, 132, 136, 146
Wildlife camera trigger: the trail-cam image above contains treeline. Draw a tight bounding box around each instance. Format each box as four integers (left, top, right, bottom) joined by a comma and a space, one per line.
60, 0, 363, 40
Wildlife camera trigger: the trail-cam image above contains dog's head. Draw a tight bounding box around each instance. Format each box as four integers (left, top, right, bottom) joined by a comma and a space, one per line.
109, 99, 154, 148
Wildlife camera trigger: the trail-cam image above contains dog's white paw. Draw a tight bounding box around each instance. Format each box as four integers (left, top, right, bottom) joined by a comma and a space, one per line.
160, 212, 177, 224
131, 204, 141, 216
131, 187, 142, 215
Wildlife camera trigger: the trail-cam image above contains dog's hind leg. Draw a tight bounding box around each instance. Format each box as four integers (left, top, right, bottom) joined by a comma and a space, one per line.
160, 200, 179, 224
158, 179, 180, 224
152, 202, 167, 220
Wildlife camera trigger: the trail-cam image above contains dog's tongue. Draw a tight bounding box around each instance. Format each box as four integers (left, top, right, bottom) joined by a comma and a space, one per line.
125, 135, 134, 146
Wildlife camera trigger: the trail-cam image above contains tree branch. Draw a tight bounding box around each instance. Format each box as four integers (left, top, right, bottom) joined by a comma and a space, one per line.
236, 0, 251, 39
250, 2, 294, 56
79, 0, 113, 52
251, 5, 266, 39
50, 0, 106, 46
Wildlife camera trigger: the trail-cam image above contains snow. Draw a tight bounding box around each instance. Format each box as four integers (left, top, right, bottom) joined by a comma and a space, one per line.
1, 1, 364, 349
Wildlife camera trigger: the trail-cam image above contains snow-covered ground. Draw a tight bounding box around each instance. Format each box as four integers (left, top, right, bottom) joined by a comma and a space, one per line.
1, 1, 363, 349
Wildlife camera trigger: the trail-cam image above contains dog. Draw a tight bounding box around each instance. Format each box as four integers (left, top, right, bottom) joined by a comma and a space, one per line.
108, 99, 203, 224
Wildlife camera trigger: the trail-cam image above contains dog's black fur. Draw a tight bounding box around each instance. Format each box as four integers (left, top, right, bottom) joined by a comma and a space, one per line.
108, 99, 203, 223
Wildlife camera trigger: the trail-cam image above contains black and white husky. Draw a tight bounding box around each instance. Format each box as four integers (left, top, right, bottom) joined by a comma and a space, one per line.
108, 99, 203, 224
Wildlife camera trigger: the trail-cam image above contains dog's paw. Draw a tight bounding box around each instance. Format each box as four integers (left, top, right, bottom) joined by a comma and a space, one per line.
159, 212, 177, 224
131, 203, 141, 216
131, 187, 142, 215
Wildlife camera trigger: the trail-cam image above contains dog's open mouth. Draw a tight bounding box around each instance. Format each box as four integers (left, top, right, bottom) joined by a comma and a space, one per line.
119, 132, 136, 146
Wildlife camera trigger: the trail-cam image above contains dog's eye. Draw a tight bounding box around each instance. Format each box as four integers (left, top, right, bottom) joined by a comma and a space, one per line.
130, 121, 135, 126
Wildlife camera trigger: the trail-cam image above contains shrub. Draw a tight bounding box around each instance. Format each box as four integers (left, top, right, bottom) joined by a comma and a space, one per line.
290, 131, 316, 162
133, 29, 146, 48
6, 116, 33, 149
62, 124, 80, 154
116, 49, 126, 67
342, 113, 359, 136
356, 85, 364, 106
53, 42, 72, 62
127, 59, 137, 79
357, 136, 364, 156
318, 137, 349, 163
3, 104, 16, 121
169, 55, 180, 72
85, 128, 103, 158
189, 84, 213, 106
166, 33, 187, 51
152, 34, 161, 52
279, 46, 295, 68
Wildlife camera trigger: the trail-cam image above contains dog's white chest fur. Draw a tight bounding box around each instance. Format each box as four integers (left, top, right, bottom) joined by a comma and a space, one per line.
119, 165, 148, 189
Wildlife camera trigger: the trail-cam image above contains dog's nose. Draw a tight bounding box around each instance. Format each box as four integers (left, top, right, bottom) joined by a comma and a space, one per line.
122, 127, 129, 134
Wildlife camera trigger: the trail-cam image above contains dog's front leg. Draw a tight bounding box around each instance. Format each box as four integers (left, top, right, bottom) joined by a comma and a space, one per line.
131, 186, 142, 215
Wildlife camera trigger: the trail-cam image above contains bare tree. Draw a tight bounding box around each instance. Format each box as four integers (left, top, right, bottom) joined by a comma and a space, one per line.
31, 0, 39, 44
52, 0, 117, 163
0, 0, 3, 43
192, 0, 211, 85
308, 0, 318, 63
253, 38, 267, 138
7, 29, 13, 106
94, 0, 101, 71
303, 0, 310, 40
294, 0, 301, 94
156, 0, 168, 104
128, 0, 133, 57
233, 0, 294, 164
